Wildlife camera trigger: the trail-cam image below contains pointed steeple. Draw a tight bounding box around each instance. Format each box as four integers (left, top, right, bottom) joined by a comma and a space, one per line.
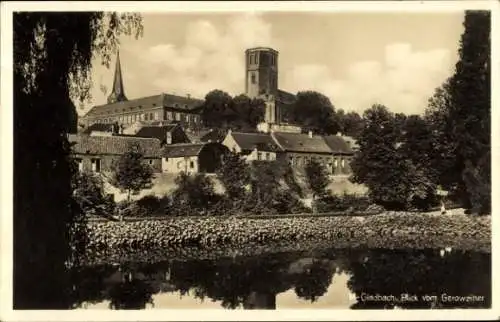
107, 50, 128, 104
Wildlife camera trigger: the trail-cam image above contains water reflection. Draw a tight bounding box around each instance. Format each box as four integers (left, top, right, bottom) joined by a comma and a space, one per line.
73, 248, 490, 310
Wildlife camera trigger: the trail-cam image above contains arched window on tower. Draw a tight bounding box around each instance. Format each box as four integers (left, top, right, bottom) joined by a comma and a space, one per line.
251, 73, 256, 84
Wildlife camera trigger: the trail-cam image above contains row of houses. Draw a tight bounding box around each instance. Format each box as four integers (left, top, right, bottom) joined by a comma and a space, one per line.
70, 121, 357, 176
221, 129, 355, 175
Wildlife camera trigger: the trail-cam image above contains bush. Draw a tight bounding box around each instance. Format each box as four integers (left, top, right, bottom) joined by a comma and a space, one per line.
316, 193, 372, 213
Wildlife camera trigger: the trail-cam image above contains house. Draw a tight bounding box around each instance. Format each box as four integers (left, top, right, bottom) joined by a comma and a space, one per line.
81, 123, 119, 136
338, 134, 360, 151
199, 128, 228, 143
80, 52, 203, 130
323, 135, 355, 175
270, 131, 335, 172
222, 130, 281, 162
134, 123, 191, 145
162, 142, 229, 174
68, 134, 162, 174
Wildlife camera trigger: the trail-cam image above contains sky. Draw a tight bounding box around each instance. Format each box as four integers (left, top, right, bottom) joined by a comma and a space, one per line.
81, 11, 465, 116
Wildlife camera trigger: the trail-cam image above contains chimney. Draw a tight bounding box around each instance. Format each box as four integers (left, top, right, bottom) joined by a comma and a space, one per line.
166, 131, 172, 145
227, 128, 232, 136
308, 130, 313, 138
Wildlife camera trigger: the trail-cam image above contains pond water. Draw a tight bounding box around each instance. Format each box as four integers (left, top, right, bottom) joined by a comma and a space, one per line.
73, 247, 491, 310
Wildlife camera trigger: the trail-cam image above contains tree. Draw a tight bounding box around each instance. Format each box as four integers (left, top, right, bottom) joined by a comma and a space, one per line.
350, 105, 421, 210
231, 94, 266, 130
13, 12, 143, 308
171, 172, 219, 214
200, 90, 265, 130
216, 151, 251, 200
339, 111, 364, 139
201, 90, 233, 128
111, 144, 153, 202
304, 159, 330, 212
288, 91, 340, 135
72, 170, 115, 218
425, 11, 491, 214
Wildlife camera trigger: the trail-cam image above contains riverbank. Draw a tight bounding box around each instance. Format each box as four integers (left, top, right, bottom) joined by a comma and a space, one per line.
86, 210, 491, 255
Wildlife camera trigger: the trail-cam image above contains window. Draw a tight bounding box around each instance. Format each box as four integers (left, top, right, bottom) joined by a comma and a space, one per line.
265, 152, 270, 160
251, 73, 256, 84
175, 112, 181, 121
149, 113, 154, 120
149, 159, 153, 165
167, 111, 172, 120
75, 158, 83, 172
334, 159, 338, 168
257, 152, 262, 161
91, 158, 101, 173
190, 160, 195, 169
341, 159, 345, 168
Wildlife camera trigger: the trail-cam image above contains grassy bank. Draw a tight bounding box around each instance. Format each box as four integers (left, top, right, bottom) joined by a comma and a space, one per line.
86, 211, 491, 253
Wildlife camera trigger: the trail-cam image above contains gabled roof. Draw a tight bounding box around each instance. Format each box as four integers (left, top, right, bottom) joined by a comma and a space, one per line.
323, 135, 354, 154
68, 134, 161, 158
162, 143, 206, 158
277, 89, 296, 104
231, 132, 282, 152
200, 128, 227, 143
82, 123, 115, 134
134, 124, 179, 141
83, 93, 204, 118
271, 132, 332, 154
339, 135, 360, 150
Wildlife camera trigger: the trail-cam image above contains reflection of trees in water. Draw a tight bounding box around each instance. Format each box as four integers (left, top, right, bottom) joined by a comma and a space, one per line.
70, 265, 116, 308
346, 249, 491, 309
108, 278, 154, 309
72, 248, 490, 310
290, 259, 335, 302
168, 254, 297, 309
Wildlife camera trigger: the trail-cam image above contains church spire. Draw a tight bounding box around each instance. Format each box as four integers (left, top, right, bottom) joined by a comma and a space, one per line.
107, 50, 128, 104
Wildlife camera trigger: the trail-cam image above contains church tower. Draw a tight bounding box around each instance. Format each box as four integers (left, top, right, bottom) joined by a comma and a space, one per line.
107, 50, 128, 104
245, 47, 279, 123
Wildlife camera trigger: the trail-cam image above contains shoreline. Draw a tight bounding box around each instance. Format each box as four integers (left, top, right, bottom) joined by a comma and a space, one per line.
86, 211, 491, 256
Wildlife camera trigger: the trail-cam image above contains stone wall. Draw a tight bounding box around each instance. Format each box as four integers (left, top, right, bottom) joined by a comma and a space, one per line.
86, 212, 491, 253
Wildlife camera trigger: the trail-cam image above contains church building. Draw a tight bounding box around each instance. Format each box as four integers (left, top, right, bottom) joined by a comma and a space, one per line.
244, 47, 301, 133
80, 51, 203, 130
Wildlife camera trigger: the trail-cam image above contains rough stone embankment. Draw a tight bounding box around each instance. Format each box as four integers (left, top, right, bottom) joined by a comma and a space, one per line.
86, 210, 491, 254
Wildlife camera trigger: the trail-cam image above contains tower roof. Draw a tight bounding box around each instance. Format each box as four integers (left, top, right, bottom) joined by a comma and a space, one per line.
245, 47, 278, 54
107, 50, 128, 104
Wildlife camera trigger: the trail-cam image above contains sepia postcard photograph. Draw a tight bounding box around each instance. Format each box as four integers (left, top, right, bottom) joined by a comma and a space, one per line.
0, 1, 498, 321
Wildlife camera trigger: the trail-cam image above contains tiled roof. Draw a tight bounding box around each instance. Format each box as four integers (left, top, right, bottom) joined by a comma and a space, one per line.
323, 135, 354, 154
135, 124, 178, 141
83, 93, 203, 117
277, 89, 296, 104
162, 94, 203, 111
68, 134, 161, 157
271, 132, 332, 154
162, 143, 205, 158
82, 123, 115, 134
339, 135, 360, 150
231, 132, 282, 152
200, 129, 227, 143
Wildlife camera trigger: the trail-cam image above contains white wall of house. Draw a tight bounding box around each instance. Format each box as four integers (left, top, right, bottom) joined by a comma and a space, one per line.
245, 149, 277, 162
221, 133, 241, 153
89, 131, 113, 137
222, 133, 276, 162
162, 156, 198, 174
